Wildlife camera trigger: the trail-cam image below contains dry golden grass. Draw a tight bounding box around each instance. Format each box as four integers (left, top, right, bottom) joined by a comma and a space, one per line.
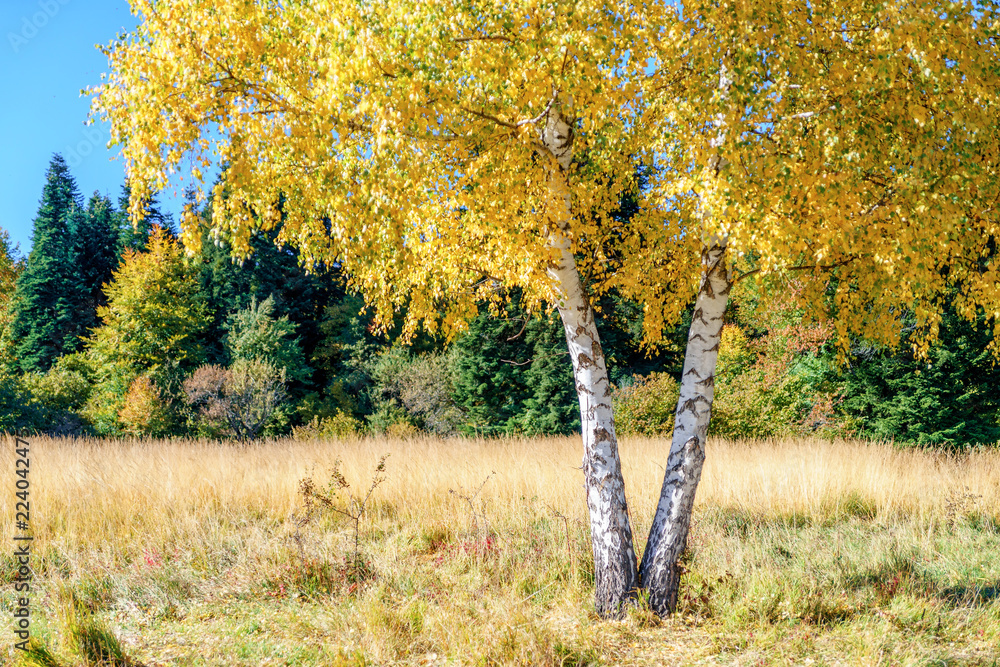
2, 435, 999, 666
7, 435, 999, 545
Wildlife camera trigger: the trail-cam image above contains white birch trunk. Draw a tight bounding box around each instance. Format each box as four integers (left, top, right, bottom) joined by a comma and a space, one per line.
639, 61, 734, 616
638, 239, 731, 615
539, 96, 638, 618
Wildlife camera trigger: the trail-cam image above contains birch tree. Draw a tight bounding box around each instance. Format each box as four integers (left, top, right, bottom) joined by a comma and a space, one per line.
635, 0, 1000, 614
92, 0, 681, 617
92, 0, 1000, 618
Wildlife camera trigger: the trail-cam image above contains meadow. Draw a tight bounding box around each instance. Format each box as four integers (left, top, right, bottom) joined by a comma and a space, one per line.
2, 435, 999, 666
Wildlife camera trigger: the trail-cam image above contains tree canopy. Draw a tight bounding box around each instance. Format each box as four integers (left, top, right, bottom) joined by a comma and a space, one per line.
92, 0, 678, 339
8, 155, 89, 373
639, 0, 1000, 354
86, 225, 209, 384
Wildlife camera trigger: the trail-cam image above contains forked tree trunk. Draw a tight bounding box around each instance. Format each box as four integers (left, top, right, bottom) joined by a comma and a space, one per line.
638, 239, 731, 615
539, 96, 638, 618
639, 60, 734, 616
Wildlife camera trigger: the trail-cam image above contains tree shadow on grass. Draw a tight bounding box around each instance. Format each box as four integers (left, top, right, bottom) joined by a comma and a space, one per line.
938, 582, 1000, 608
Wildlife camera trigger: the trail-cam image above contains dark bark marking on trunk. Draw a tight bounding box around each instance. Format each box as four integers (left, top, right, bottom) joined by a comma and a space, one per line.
594, 427, 613, 444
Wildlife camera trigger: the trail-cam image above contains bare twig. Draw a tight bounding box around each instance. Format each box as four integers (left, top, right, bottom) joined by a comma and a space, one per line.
453, 35, 515, 44
450, 472, 495, 538
500, 351, 570, 367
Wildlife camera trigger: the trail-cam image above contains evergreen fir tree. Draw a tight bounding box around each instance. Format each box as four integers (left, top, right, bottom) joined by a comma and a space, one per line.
225, 295, 312, 385
517, 314, 580, 435
74, 192, 121, 330
452, 305, 532, 435
8, 155, 88, 373
840, 308, 1000, 447
115, 182, 174, 256
452, 291, 680, 436
195, 220, 339, 378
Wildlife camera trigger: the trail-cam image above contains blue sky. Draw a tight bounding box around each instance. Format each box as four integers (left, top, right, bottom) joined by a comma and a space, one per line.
0, 0, 186, 258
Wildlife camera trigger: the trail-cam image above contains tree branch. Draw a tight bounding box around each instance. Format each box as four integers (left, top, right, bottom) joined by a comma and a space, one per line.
501, 351, 569, 367
453, 35, 514, 44
733, 255, 858, 283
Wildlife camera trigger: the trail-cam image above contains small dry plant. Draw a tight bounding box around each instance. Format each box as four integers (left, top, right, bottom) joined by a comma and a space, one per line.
944, 485, 982, 527
547, 504, 583, 579
293, 455, 389, 586
450, 471, 495, 539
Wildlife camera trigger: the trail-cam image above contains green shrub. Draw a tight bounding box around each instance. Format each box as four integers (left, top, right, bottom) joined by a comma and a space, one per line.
0, 369, 38, 434
292, 411, 362, 440
711, 369, 812, 439
118, 375, 174, 438
611, 372, 680, 436
366, 402, 417, 437
22, 365, 91, 413
81, 365, 135, 437
709, 324, 843, 440
368, 348, 465, 436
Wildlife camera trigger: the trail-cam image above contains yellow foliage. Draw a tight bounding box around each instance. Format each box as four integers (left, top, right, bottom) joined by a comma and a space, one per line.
643, 0, 1000, 356
118, 375, 172, 437
91, 0, 1000, 354
292, 411, 362, 440
86, 226, 208, 380
91, 0, 693, 347
716, 325, 752, 377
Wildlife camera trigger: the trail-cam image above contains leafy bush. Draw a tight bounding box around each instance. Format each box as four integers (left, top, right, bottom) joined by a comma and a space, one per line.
292, 411, 362, 440
368, 348, 465, 436
296, 381, 360, 426
182, 360, 288, 441
80, 365, 135, 437
0, 370, 39, 434
181, 364, 230, 437
22, 365, 91, 413
711, 369, 813, 439
366, 402, 418, 437
118, 375, 174, 438
611, 373, 680, 436
709, 325, 842, 440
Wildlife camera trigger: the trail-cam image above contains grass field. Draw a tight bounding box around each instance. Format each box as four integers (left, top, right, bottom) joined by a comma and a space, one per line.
2, 435, 999, 666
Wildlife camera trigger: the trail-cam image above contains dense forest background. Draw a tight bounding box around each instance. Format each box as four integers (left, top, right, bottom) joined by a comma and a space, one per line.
1, 155, 998, 446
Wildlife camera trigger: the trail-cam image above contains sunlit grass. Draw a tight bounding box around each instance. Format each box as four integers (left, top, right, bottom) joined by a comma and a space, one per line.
2, 435, 999, 665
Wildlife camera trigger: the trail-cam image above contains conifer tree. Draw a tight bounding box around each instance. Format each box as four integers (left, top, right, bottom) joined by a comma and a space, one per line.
115, 183, 173, 256
452, 307, 533, 436
841, 308, 1000, 447
74, 192, 121, 328
9, 155, 88, 373
0, 228, 24, 375
518, 315, 579, 435
195, 215, 340, 372
453, 305, 579, 436
225, 295, 311, 385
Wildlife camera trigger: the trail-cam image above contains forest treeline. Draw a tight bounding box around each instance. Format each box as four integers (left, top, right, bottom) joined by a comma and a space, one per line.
1, 155, 998, 446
